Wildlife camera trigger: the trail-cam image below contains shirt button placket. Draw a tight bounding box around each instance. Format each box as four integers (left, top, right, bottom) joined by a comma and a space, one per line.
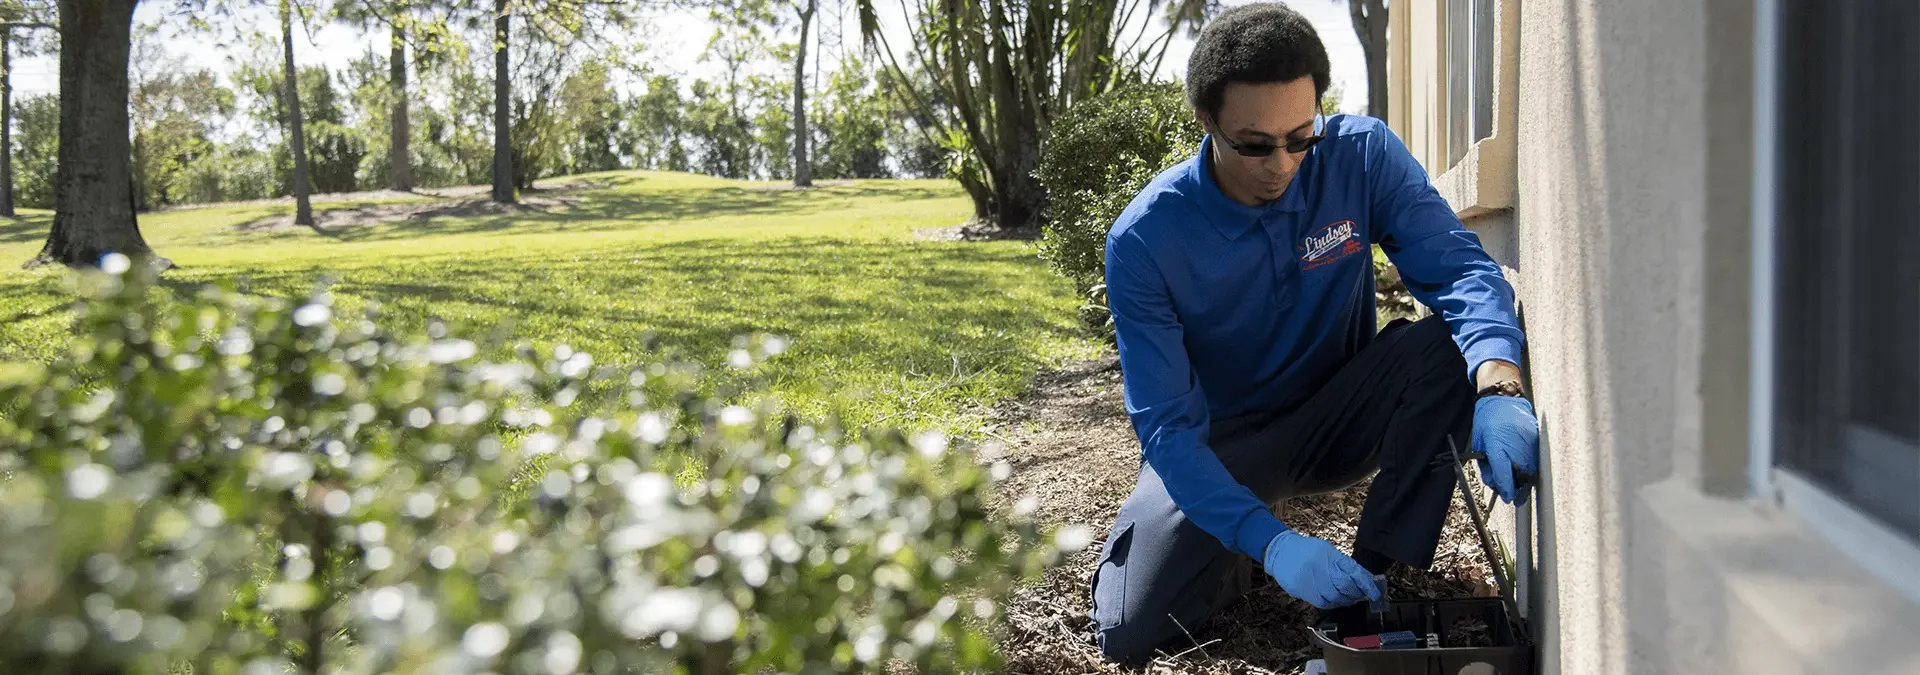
1264, 216, 1297, 312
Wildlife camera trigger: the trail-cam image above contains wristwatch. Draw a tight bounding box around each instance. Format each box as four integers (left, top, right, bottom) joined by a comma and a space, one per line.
1476, 380, 1525, 400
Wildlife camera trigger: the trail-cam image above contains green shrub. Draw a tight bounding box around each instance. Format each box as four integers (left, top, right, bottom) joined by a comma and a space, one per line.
0, 259, 1072, 674
1036, 83, 1204, 334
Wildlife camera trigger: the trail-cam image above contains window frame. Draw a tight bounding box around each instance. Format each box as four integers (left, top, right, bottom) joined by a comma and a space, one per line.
1388, 0, 1517, 219
1748, 0, 1920, 605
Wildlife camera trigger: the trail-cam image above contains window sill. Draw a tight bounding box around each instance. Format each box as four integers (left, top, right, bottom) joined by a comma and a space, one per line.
1631, 478, 1920, 672
1432, 136, 1515, 218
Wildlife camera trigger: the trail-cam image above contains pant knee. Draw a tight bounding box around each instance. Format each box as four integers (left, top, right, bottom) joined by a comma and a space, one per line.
1095, 619, 1165, 664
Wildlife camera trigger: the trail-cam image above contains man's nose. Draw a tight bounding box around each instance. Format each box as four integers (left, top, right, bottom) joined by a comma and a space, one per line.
1268, 149, 1301, 174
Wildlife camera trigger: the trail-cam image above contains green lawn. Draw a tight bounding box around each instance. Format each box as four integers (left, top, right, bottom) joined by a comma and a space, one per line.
0, 171, 1100, 435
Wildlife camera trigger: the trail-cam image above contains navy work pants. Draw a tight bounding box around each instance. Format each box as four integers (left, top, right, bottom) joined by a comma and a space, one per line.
1089, 314, 1477, 663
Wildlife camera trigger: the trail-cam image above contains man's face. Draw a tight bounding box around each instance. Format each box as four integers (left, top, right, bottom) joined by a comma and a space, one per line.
1200, 77, 1321, 206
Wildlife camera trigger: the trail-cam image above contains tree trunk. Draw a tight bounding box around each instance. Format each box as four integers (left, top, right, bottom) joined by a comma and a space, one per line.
0, 27, 16, 219
985, 0, 1043, 230
388, 17, 412, 191
1350, 0, 1388, 120
790, 0, 815, 187
490, 0, 514, 204
29, 0, 151, 269
281, 0, 315, 230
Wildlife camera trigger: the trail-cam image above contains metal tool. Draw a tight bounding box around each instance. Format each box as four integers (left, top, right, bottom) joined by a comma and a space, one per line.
1447, 434, 1532, 643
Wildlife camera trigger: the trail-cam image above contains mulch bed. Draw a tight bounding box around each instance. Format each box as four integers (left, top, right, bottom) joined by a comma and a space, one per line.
912, 219, 1042, 243
979, 357, 1502, 674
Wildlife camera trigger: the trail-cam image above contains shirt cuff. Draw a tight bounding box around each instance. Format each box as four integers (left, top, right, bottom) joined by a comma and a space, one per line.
1462, 334, 1524, 381
1233, 509, 1292, 559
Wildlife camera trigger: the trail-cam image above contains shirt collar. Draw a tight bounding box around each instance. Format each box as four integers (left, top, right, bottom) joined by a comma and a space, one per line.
1188, 134, 1313, 241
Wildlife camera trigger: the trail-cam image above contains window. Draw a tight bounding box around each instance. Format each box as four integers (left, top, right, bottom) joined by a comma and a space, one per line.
1767, 0, 1920, 542
1387, 0, 1514, 217
1444, 0, 1495, 168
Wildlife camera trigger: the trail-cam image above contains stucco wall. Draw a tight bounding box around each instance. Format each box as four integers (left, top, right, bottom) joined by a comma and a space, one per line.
1507, 1, 1920, 673
1510, 0, 1709, 671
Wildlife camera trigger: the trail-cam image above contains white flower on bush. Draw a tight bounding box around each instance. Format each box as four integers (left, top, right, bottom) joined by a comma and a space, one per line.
912, 431, 948, 458
559, 352, 593, 378
614, 587, 705, 639
66, 463, 112, 500
632, 413, 669, 444
852, 624, 888, 663
462, 622, 510, 658
522, 432, 560, 456
257, 452, 314, 489
366, 586, 406, 621
697, 603, 739, 643
1054, 524, 1095, 552
544, 631, 583, 674
622, 473, 674, 511
292, 303, 331, 327
425, 339, 477, 364
99, 252, 132, 275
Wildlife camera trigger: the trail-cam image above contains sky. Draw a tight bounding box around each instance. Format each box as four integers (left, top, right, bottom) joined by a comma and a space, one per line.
10, 0, 1368, 114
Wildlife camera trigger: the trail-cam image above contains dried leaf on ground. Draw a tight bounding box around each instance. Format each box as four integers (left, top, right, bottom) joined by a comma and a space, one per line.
982, 357, 1505, 674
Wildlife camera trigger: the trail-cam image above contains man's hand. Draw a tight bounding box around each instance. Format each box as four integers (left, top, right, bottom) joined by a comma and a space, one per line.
1262, 530, 1382, 610
1472, 394, 1540, 504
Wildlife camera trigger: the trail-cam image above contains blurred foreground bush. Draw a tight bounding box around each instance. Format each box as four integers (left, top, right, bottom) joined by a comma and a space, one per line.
0, 257, 1072, 674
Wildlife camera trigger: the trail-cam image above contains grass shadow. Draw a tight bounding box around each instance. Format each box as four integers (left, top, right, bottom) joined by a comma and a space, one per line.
0, 213, 51, 245
263, 181, 963, 242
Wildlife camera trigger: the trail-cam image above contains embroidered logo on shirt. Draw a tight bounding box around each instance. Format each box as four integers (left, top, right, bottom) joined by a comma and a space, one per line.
1298, 219, 1364, 270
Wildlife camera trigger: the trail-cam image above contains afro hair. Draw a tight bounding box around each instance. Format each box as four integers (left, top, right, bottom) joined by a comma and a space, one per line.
1185, 3, 1332, 119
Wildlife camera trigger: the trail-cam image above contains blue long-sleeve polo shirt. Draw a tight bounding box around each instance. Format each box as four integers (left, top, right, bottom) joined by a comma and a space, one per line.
1104, 114, 1523, 559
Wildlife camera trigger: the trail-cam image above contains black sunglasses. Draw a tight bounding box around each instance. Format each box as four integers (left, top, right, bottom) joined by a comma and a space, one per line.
1210, 112, 1326, 157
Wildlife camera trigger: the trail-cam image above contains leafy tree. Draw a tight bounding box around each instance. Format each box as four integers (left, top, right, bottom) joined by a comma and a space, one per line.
0, 0, 54, 217
503, 29, 573, 189
624, 73, 689, 172
702, 0, 825, 186
482, 0, 634, 203
685, 78, 753, 179
127, 26, 238, 210
811, 55, 890, 179
10, 92, 54, 209
130, 66, 236, 210
686, 20, 766, 180
334, 0, 461, 192
750, 73, 792, 180
555, 58, 623, 175
853, 0, 1215, 229
413, 41, 494, 187
879, 65, 946, 179
238, 63, 369, 197
179, 142, 277, 203
29, 0, 155, 269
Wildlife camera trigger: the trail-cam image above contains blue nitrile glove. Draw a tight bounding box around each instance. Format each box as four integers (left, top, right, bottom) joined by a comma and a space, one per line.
1473, 395, 1541, 505
1261, 529, 1382, 610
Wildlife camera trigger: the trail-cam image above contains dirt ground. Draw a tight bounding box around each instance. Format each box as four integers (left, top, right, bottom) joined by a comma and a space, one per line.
980, 357, 1503, 674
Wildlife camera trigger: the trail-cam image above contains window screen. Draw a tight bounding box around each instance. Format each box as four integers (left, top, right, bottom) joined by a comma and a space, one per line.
1446, 0, 1497, 167
1773, 0, 1920, 541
